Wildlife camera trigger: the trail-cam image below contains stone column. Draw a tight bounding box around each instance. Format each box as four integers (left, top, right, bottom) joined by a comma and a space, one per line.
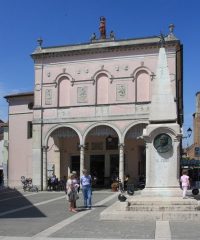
119, 143, 124, 185
32, 124, 42, 190
104, 153, 110, 187
144, 142, 150, 188
54, 151, 60, 179
79, 144, 85, 178
42, 146, 48, 190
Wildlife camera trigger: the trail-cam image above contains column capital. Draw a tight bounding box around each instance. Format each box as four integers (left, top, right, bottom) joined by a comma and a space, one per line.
42, 145, 49, 151
118, 143, 125, 149
79, 144, 86, 149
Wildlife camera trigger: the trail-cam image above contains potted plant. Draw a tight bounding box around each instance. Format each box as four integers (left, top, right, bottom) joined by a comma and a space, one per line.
111, 182, 119, 192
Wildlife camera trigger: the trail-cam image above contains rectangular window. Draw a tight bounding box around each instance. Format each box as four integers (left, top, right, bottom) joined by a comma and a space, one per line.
27, 121, 32, 139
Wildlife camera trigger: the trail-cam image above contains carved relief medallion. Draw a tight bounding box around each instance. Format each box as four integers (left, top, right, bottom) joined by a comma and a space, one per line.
77, 86, 88, 103
116, 84, 127, 101
153, 133, 172, 153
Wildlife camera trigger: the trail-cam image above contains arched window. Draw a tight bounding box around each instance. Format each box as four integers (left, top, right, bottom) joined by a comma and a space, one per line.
58, 77, 70, 107
96, 73, 109, 104
136, 71, 151, 102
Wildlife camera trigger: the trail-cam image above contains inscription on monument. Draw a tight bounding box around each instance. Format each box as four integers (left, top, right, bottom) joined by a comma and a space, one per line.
156, 158, 169, 163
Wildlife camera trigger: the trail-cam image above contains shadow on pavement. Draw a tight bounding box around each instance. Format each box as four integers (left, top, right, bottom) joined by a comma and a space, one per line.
0, 188, 46, 218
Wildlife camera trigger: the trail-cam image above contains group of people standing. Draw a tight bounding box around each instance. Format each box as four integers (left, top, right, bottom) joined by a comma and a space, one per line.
66, 169, 92, 213
65, 168, 191, 213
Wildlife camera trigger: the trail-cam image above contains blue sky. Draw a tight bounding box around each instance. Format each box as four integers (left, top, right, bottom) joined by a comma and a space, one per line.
0, 0, 199, 145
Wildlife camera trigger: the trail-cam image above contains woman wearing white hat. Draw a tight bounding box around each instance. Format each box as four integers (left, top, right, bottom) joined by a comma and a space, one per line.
66, 173, 79, 212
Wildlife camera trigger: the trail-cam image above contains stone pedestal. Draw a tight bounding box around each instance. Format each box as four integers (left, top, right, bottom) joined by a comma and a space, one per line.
142, 123, 182, 197
141, 187, 182, 197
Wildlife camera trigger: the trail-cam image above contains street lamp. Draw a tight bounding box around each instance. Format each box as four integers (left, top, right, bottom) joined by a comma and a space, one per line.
181, 127, 192, 154
182, 127, 192, 139
187, 128, 192, 138
107, 135, 113, 143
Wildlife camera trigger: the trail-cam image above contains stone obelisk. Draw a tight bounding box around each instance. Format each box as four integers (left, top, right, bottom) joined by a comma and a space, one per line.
142, 42, 182, 196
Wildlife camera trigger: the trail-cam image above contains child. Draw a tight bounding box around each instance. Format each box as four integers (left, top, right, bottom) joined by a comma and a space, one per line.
180, 170, 190, 199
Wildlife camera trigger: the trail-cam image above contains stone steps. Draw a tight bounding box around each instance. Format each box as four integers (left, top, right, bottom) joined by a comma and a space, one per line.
128, 198, 200, 211
128, 205, 198, 211
100, 196, 200, 221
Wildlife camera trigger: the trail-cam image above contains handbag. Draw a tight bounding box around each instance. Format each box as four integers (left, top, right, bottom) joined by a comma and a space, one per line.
68, 189, 79, 201
74, 190, 79, 200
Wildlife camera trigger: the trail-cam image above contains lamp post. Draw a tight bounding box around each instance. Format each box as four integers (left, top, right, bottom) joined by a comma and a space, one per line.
182, 128, 192, 146
181, 127, 192, 159
186, 128, 192, 138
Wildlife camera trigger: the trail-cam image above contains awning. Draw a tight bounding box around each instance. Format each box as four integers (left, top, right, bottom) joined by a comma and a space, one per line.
181, 159, 200, 167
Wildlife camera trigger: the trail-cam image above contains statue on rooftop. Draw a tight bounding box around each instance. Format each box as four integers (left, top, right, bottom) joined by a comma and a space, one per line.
90, 33, 97, 41
99, 16, 106, 39
159, 32, 165, 48
110, 30, 115, 39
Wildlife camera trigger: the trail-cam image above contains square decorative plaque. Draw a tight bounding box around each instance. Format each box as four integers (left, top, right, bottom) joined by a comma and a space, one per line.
116, 84, 127, 101
77, 86, 88, 103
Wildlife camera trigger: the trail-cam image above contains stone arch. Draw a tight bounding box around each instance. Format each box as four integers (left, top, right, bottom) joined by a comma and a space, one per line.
137, 71, 151, 102
82, 122, 121, 144
55, 73, 74, 107
122, 122, 148, 186
132, 66, 153, 102
56, 75, 72, 107
44, 124, 82, 147
147, 126, 178, 140
122, 121, 148, 142
96, 73, 109, 104
55, 73, 74, 85
92, 69, 113, 82
92, 70, 114, 105
132, 66, 153, 79
43, 124, 82, 183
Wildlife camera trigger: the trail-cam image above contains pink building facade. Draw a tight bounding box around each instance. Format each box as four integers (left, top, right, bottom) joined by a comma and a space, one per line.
5, 25, 183, 192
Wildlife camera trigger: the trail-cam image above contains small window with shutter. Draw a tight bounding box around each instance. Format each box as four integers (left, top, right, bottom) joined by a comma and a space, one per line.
27, 121, 32, 139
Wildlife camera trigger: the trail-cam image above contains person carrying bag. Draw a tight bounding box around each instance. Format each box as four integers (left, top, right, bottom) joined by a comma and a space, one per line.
66, 173, 79, 212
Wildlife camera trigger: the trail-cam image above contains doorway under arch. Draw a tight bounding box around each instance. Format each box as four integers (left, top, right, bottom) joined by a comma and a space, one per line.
124, 123, 147, 187
46, 127, 80, 181
84, 125, 119, 188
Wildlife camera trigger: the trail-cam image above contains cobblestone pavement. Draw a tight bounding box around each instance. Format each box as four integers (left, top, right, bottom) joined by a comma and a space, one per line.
0, 189, 200, 240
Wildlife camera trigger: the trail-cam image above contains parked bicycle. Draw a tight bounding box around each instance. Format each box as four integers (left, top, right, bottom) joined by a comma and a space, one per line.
21, 176, 38, 192
117, 178, 127, 202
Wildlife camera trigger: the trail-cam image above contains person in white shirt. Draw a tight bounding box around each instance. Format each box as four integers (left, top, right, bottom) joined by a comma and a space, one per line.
180, 170, 190, 199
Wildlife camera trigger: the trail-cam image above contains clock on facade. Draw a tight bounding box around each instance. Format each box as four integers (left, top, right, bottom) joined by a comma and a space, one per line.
153, 133, 172, 153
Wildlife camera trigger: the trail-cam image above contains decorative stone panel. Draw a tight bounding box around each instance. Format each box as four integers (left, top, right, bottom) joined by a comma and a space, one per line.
116, 84, 127, 101
45, 89, 52, 105
77, 86, 88, 103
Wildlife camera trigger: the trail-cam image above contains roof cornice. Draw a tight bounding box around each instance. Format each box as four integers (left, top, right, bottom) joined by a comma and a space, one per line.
31, 37, 180, 60
4, 91, 34, 99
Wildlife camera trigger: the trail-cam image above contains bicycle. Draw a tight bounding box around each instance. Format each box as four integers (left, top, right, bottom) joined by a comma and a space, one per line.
21, 176, 38, 192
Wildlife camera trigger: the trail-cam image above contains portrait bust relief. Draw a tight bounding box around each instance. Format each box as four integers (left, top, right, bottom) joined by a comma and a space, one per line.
153, 133, 172, 153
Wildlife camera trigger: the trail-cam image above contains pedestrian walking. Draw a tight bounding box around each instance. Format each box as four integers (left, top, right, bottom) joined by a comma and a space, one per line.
66, 173, 79, 212
180, 170, 190, 199
80, 169, 92, 209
